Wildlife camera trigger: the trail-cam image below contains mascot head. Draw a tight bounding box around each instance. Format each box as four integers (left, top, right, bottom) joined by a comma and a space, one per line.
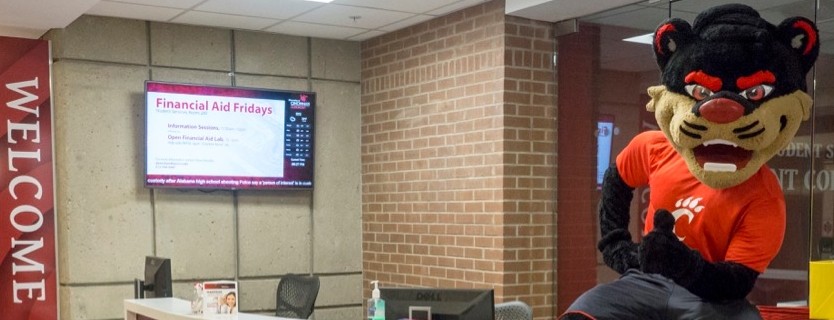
647, 4, 819, 189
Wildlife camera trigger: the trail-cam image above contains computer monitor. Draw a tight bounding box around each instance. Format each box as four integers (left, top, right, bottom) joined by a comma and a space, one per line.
135, 256, 172, 298
380, 287, 495, 320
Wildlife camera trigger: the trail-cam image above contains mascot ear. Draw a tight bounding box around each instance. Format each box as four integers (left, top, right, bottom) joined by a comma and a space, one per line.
653, 18, 693, 71
777, 17, 819, 75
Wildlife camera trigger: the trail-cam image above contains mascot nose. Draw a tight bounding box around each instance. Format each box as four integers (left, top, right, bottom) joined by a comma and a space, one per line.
698, 98, 744, 123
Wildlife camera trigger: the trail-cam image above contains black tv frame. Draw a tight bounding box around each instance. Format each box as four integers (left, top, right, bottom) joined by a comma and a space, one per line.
143, 80, 316, 191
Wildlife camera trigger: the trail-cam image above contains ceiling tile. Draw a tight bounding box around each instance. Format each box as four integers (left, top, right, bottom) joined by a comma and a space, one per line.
758, 1, 817, 23
428, 0, 489, 15
172, 11, 280, 30
348, 29, 386, 41
668, 0, 803, 15
335, 0, 462, 14
378, 14, 436, 32
507, 0, 642, 23
1, 0, 99, 29
195, 0, 323, 20
0, 24, 48, 39
100, 0, 204, 9
86, 2, 184, 22
582, 6, 671, 32
293, 4, 412, 29
266, 21, 367, 39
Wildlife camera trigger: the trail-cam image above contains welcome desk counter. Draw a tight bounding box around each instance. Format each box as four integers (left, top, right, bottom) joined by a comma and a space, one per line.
125, 298, 299, 320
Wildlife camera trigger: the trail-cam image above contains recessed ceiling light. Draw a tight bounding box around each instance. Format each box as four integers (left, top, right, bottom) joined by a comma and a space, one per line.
305, 0, 334, 3
623, 33, 654, 45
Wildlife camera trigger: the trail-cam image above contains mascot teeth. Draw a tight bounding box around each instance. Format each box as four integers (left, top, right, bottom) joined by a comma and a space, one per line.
702, 138, 740, 172
702, 139, 737, 147
693, 139, 752, 172
704, 162, 737, 172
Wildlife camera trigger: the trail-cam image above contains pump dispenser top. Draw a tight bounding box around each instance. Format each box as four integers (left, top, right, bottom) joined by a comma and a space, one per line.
371, 280, 381, 299
368, 280, 385, 320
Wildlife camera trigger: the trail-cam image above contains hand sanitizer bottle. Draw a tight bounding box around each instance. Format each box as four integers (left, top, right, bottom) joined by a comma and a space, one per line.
367, 281, 385, 320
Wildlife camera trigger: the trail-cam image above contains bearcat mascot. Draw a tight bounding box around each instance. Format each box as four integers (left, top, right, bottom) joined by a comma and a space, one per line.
561, 4, 819, 320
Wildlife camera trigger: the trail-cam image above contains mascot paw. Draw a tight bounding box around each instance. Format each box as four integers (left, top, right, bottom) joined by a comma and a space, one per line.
652, 208, 676, 232
639, 209, 704, 286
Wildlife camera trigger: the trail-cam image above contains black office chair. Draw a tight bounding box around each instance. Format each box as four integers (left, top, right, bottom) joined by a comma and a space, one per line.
495, 300, 533, 320
275, 274, 320, 319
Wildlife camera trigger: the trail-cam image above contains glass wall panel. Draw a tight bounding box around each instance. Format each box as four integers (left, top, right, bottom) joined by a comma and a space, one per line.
576, 1, 669, 285
564, 0, 829, 307
812, 0, 834, 262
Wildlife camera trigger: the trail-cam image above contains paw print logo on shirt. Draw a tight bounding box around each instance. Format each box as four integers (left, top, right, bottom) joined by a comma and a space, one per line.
670, 196, 704, 241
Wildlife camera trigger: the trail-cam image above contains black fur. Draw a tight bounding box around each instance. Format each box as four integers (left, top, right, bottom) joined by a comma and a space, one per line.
640, 210, 759, 301
653, 4, 819, 98
597, 165, 638, 274
599, 231, 638, 275
639, 210, 705, 288
688, 260, 759, 301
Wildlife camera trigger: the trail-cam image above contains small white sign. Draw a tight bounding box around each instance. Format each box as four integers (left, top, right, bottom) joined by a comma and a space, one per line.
202, 280, 238, 314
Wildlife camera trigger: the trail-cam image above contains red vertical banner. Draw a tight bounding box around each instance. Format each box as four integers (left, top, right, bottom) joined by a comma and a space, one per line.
0, 36, 57, 320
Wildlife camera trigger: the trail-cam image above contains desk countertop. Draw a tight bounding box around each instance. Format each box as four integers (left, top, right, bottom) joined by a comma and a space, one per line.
124, 298, 300, 320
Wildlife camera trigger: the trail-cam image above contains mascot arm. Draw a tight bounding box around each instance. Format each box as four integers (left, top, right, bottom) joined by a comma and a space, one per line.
640, 210, 759, 301
597, 164, 639, 274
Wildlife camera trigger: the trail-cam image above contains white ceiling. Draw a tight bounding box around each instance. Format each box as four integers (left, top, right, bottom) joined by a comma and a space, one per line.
0, 0, 637, 41
505, 0, 641, 23
1, 0, 827, 73
0, 0, 492, 40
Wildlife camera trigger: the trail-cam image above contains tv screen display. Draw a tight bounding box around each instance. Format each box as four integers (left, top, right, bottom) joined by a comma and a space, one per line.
596, 115, 614, 189
380, 287, 494, 320
144, 81, 314, 190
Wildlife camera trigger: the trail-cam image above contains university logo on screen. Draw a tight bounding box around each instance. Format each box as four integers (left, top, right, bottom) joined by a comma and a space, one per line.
289, 94, 311, 110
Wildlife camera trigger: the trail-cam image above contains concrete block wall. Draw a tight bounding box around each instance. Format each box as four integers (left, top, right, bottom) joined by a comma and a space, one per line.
44, 15, 362, 320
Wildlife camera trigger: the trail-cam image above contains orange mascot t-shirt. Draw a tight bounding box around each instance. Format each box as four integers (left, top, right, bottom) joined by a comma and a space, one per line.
616, 130, 785, 273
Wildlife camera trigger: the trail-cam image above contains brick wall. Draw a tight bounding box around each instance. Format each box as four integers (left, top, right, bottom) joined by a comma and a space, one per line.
361, 0, 557, 318
502, 14, 558, 317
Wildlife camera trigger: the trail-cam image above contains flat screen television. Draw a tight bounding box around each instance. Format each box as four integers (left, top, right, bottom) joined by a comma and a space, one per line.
134, 256, 172, 299
596, 114, 615, 189
380, 287, 495, 320
144, 81, 315, 190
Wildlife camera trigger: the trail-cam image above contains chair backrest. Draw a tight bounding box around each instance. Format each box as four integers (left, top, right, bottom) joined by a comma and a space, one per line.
275, 274, 320, 319
495, 300, 533, 320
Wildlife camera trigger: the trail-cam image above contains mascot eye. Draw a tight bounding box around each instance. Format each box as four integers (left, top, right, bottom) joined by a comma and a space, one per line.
739, 85, 774, 101
685, 84, 714, 101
